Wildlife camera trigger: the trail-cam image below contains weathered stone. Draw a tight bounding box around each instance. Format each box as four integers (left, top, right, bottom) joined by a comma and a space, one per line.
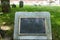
14, 12, 52, 40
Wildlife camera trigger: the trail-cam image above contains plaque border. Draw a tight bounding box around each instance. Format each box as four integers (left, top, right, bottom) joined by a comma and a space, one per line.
19, 18, 47, 36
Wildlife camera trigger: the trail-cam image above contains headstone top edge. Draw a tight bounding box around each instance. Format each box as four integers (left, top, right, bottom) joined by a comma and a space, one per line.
15, 12, 50, 15
15, 12, 50, 13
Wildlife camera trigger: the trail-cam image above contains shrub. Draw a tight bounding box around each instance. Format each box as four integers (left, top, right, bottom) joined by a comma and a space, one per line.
11, 4, 16, 8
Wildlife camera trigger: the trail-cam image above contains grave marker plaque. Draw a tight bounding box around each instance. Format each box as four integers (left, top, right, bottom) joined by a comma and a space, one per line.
14, 12, 52, 40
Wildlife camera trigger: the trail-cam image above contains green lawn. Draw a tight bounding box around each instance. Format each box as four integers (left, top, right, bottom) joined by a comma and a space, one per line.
0, 6, 60, 40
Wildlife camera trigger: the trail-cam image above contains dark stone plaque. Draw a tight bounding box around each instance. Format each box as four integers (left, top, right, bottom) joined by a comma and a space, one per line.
20, 18, 46, 33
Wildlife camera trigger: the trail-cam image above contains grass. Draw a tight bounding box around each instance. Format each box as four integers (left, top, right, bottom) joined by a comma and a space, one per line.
0, 5, 60, 40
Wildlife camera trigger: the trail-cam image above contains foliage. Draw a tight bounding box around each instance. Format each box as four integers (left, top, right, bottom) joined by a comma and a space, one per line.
11, 4, 16, 8
0, 6, 60, 40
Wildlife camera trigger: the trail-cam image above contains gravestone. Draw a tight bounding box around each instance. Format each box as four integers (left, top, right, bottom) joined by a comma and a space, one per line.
19, 1, 24, 8
14, 12, 52, 40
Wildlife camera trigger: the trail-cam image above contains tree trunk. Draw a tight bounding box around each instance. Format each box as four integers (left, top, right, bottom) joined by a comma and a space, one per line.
1, 0, 10, 13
